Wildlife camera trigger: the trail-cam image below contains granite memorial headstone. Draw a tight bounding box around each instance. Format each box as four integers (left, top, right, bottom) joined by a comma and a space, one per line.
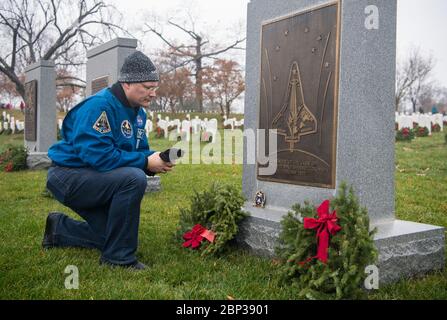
238, 0, 444, 284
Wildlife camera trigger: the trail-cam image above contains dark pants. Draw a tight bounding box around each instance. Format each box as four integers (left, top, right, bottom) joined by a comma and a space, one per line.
46, 165, 147, 265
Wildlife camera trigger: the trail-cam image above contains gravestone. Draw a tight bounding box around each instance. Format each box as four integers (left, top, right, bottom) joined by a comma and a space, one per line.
10, 116, 15, 134
157, 119, 169, 138
24, 60, 56, 169
86, 38, 138, 96
145, 175, 161, 193
202, 118, 218, 143
145, 117, 153, 135
181, 119, 191, 141
238, 0, 444, 284
191, 117, 201, 134
433, 114, 443, 131
86, 37, 160, 192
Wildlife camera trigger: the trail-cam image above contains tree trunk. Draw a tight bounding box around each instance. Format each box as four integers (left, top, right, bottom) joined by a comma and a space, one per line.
411, 97, 417, 113
225, 102, 231, 117
194, 37, 203, 113
195, 66, 203, 113
169, 99, 176, 113
178, 96, 185, 110
16, 82, 25, 101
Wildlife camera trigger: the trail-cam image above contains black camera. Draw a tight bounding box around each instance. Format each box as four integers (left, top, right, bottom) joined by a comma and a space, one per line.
147, 148, 184, 176
159, 148, 184, 162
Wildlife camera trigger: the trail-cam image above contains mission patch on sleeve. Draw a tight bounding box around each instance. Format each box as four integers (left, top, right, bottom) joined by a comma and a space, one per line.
93, 111, 111, 134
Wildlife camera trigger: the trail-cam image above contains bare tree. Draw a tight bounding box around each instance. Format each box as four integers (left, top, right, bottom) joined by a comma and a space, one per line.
408, 52, 435, 113
151, 49, 193, 112
0, 0, 128, 100
157, 67, 193, 113
55, 68, 84, 111
143, 16, 245, 112
395, 61, 413, 112
0, 71, 23, 103
396, 48, 435, 113
438, 87, 447, 114
203, 59, 245, 116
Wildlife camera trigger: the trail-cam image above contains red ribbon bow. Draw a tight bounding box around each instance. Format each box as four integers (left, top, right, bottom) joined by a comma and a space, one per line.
182, 224, 216, 249
300, 200, 341, 264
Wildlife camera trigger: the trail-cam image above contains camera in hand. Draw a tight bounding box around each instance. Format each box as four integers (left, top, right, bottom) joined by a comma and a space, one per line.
159, 148, 184, 162
146, 148, 184, 176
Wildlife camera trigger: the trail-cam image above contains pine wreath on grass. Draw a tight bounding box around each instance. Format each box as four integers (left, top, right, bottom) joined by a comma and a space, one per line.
177, 182, 249, 256
275, 182, 378, 300
0, 144, 27, 172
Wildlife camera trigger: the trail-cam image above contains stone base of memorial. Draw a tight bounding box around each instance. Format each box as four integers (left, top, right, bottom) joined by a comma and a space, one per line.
27, 152, 52, 170
236, 207, 445, 284
145, 176, 161, 193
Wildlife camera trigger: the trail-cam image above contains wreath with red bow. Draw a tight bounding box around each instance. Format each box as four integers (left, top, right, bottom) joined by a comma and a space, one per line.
182, 224, 216, 249
177, 182, 248, 256
275, 183, 378, 300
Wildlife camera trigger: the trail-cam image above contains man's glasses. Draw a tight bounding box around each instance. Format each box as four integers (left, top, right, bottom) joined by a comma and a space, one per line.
139, 83, 159, 93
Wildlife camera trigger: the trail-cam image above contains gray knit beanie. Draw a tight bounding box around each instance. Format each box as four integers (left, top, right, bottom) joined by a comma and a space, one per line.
118, 51, 159, 83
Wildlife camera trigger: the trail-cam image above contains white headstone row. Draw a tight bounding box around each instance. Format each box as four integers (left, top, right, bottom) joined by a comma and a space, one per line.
143, 112, 245, 143
395, 113, 444, 133
222, 117, 244, 130
16, 120, 24, 131
150, 110, 231, 114
146, 115, 228, 143
0, 112, 25, 133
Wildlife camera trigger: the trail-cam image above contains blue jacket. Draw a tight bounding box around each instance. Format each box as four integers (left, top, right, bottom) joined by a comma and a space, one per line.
48, 84, 155, 172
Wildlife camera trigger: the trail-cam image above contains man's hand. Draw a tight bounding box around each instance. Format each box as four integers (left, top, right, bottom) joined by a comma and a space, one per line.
147, 152, 175, 174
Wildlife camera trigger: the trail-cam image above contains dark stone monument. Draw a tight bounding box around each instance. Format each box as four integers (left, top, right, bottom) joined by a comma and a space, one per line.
86, 38, 138, 96
24, 60, 56, 169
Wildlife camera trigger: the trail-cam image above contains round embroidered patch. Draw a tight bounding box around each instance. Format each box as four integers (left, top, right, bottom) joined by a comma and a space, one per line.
121, 120, 133, 138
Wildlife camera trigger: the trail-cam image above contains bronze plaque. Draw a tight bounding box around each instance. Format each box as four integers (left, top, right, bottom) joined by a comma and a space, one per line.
24, 80, 37, 141
257, 2, 340, 188
91, 76, 109, 95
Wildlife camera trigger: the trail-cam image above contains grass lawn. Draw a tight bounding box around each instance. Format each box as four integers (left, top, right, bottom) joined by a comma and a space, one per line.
0, 131, 446, 299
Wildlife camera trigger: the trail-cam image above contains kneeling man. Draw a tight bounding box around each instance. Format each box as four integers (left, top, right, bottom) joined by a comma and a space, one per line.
43, 51, 173, 270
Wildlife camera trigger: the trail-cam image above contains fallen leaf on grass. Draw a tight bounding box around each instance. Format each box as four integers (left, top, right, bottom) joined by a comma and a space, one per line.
271, 259, 281, 266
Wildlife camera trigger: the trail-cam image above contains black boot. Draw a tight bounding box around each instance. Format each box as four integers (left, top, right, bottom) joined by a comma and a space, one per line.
99, 258, 147, 271
42, 212, 64, 249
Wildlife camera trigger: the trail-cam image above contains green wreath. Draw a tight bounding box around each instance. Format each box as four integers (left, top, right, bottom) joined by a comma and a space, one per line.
275, 183, 378, 299
177, 182, 249, 256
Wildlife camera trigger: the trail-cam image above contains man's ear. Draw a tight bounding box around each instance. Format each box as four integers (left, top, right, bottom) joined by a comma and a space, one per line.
121, 82, 131, 91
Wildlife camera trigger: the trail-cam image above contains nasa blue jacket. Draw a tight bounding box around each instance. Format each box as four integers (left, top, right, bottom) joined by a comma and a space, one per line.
48, 83, 155, 172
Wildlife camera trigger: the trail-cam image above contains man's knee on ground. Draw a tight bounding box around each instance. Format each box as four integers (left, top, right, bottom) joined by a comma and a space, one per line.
119, 167, 147, 192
